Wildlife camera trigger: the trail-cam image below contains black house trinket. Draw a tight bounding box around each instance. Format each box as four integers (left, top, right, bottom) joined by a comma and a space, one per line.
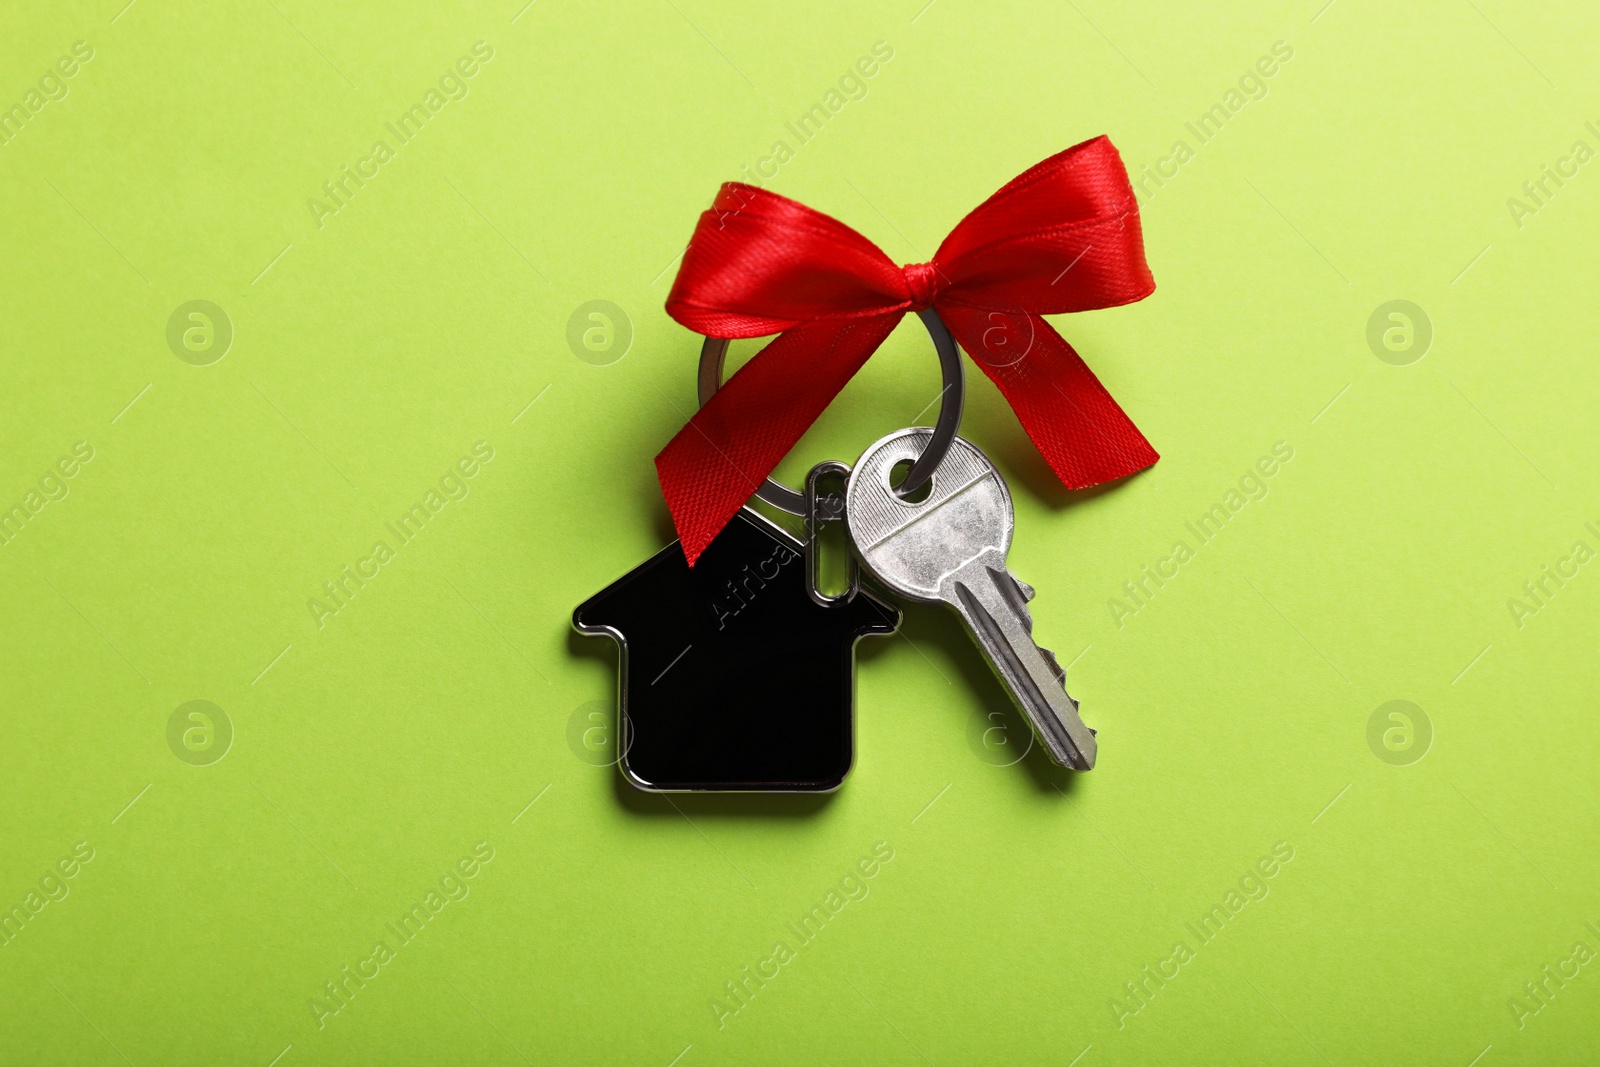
573, 508, 897, 792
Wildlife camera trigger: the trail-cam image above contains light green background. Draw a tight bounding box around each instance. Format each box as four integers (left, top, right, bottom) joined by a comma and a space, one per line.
3, 0, 1598, 1063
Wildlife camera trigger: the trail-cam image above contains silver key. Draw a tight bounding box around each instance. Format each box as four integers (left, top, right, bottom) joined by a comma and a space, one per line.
844, 429, 1097, 770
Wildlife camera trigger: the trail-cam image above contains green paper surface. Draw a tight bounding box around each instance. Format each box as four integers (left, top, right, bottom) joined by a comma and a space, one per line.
3, 0, 1598, 1063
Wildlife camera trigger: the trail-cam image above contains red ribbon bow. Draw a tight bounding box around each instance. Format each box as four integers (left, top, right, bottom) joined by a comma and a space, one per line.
658, 135, 1158, 565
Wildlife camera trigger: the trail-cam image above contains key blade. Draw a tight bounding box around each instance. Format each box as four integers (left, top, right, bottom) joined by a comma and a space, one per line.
991, 566, 1078, 694
948, 566, 1096, 771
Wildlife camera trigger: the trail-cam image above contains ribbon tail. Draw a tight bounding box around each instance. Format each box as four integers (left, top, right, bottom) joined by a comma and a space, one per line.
940, 306, 1158, 489
655, 316, 900, 565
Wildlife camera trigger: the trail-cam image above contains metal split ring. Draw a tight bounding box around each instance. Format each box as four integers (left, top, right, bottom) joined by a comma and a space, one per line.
696, 308, 965, 516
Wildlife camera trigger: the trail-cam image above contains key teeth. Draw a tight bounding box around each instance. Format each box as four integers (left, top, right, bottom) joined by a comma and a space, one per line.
999, 566, 1081, 710
978, 566, 1093, 768
1035, 640, 1091, 737
1039, 646, 1066, 688
1039, 643, 1090, 735
989, 566, 1036, 633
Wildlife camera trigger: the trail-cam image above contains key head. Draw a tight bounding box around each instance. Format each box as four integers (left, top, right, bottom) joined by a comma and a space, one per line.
845, 429, 1014, 602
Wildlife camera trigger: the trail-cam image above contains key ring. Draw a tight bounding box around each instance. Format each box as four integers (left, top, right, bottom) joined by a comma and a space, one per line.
697, 307, 965, 516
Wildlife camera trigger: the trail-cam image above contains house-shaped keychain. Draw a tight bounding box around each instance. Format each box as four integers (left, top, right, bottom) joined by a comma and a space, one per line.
573, 507, 898, 792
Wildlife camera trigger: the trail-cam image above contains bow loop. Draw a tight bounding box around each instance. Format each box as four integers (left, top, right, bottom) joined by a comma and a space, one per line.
667, 183, 907, 338
656, 136, 1160, 565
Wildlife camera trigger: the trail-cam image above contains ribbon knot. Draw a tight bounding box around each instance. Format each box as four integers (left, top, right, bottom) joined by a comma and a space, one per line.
901, 261, 940, 311
658, 135, 1160, 565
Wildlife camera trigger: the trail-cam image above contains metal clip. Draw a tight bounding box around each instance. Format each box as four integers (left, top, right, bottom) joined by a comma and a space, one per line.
803, 460, 860, 608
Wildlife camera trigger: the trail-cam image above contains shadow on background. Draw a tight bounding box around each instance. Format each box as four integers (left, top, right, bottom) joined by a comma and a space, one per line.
857, 587, 1080, 798
570, 465, 1096, 814
568, 583, 1081, 817
988, 422, 1151, 512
